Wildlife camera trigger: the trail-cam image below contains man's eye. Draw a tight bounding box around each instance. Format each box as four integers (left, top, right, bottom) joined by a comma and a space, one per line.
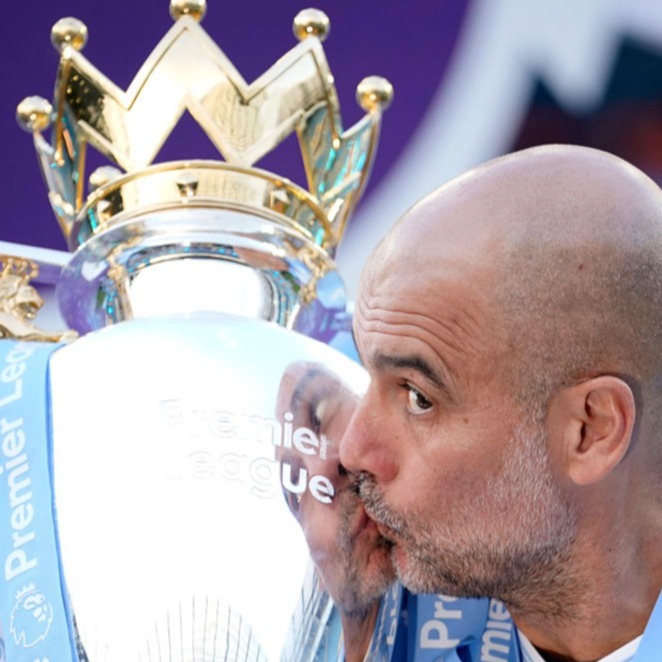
406, 385, 433, 414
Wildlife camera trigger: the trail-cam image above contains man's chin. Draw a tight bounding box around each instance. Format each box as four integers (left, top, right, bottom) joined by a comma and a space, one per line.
392, 544, 413, 573
391, 544, 419, 588
391, 544, 453, 596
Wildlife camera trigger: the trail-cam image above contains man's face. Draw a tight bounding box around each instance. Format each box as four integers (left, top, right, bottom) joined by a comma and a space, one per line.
340, 243, 577, 604
278, 364, 395, 616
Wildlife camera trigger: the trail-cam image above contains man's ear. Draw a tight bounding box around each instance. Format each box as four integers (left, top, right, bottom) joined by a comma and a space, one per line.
550, 376, 636, 486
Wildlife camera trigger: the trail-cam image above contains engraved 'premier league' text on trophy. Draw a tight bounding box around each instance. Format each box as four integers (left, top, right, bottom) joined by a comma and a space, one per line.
2, 1, 393, 659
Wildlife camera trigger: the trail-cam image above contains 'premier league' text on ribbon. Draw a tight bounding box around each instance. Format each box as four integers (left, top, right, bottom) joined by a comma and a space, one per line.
0, 342, 38, 582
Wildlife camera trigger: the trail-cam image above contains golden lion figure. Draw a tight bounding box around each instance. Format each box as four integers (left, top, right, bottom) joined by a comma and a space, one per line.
0, 256, 77, 343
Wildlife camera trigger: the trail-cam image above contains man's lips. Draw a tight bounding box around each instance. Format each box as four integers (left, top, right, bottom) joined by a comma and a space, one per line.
350, 506, 379, 542
352, 505, 401, 547
349, 474, 400, 543
362, 503, 400, 543
373, 519, 399, 544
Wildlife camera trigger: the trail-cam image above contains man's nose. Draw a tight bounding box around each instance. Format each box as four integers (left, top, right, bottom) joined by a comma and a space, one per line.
339, 391, 398, 483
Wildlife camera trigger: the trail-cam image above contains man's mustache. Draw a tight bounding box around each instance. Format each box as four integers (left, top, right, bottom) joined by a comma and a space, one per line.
347, 472, 407, 542
347, 470, 364, 497
344, 472, 401, 547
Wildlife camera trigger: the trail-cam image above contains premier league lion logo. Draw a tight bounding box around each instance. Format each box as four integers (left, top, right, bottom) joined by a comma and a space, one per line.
9, 584, 53, 648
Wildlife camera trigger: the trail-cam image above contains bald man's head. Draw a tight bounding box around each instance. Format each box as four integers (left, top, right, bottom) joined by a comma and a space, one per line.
344, 145, 662, 613
364, 145, 662, 413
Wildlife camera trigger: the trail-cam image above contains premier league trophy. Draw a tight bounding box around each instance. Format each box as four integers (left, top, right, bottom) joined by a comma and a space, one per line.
0, 2, 392, 659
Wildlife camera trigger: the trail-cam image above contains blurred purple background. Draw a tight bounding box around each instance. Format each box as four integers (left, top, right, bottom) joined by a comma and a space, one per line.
4, 0, 662, 297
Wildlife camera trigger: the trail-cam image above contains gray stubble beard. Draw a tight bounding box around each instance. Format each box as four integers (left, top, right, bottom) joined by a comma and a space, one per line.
355, 418, 582, 621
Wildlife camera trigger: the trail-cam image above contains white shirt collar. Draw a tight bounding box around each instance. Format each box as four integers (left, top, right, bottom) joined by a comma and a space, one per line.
518, 630, 641, 662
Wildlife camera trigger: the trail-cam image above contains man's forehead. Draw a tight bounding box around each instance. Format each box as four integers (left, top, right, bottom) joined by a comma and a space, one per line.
354, 237, 512, 399
369, 206, 510, 295
355, 279, 494, 374
359, 230, 500, 313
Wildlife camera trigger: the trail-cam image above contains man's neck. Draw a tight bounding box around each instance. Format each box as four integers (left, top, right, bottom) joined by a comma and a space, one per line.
510, 533, 662, 661
339, 604, 380, 662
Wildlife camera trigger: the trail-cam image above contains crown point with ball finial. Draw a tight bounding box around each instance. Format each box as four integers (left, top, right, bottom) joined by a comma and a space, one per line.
170, 0, 207, 22
51, 18, 88, 53
356, 76, 394, 113
16, 96, 53, 133
293, 9, 330, 42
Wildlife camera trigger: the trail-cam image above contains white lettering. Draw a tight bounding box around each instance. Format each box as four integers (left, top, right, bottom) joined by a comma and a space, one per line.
386, 583, 399, 645
281, 464, 335, 504
420, 620, 461, 649
420, 595, 462, 649
1, 360, 25, 384
2, 425, 25, 459
6, 344, 35, 364
481, 599, 512, 661
8, 456, 31, 507
308, 475, 334, 503
2, 345, 38, 582
282, 413, 293, 449
0, 374, 22, 409
5, 548, 37, 581
160, 400, 328, 457
281, 462, 307, 495
319, 434, 332, 460
434, 595, 462, 620
293, 427, 319, 455
11, 502, 33, 531
0, 344, 30, 410
0, 415, 22, 433
488, 599, 510, 621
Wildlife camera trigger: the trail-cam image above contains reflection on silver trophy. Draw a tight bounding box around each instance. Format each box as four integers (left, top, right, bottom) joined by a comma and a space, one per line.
277, 363, 396, 661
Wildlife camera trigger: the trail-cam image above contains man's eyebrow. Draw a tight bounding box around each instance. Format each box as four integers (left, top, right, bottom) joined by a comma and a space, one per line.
373, 353, 447, 390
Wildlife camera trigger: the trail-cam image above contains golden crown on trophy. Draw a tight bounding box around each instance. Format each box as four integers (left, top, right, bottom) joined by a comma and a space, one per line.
16, 0, 393, 257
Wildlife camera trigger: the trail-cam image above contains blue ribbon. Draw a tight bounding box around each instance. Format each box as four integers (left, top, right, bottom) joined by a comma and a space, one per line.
366, 583, 408, 660
366, 588, 521, 662
409, 594, 520, 662
389, 588, 662, 661
0, 340, 76, 661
